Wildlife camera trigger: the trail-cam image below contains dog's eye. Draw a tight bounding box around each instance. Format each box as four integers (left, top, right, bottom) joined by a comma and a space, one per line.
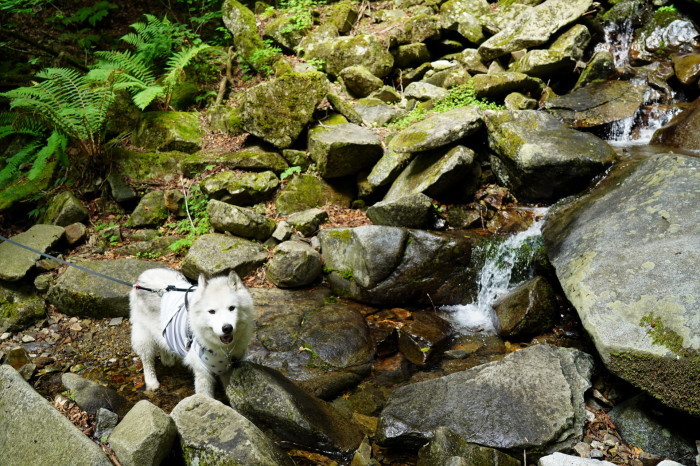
228, 306, 236, 312
208, 309, 216, 315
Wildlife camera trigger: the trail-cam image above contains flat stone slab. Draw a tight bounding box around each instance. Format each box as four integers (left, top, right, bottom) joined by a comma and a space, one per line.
0, 225, 65, 282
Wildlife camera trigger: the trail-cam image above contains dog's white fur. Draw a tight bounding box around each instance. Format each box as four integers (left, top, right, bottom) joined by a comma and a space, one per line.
129, 268, 254, 397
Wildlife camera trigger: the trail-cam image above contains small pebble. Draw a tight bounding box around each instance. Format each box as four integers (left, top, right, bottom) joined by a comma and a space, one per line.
590, 440, 606, 450
108, 317, 124, 326
589, 449, 605, 460
603, 433, 619, 446
21, 334, 36, 343
0, 332, 11, 340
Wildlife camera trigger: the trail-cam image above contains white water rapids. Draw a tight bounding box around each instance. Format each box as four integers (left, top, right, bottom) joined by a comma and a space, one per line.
442, 209, 547, 334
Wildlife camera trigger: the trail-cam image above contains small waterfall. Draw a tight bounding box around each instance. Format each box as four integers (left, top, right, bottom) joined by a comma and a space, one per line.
594, 19, 634, 69
442, 210, 547, 334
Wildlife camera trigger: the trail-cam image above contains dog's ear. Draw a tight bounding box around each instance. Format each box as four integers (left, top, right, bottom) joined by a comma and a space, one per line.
228, 271, 244, 290
198, 274, 208, 288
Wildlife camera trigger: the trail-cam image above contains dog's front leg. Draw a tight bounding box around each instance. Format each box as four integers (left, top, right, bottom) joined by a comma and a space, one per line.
193, 367, 216, 398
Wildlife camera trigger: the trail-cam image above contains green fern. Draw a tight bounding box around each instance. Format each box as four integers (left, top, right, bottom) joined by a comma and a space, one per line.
120, 14, 193, 64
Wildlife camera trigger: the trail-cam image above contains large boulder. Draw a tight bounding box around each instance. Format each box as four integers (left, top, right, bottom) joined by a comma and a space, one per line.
108, 400, 176, 466
247, 288, 376, 398
180, 233, 267, 280
0, 365, 112, 466
305, 34, 394, 78
110, 148, 189, 183
318, 226, 496, 307
238, 71, 329, 149
510, 24, 591, 78
226, 362, 364, 455
0, 225, 65, 282
366, 193, 434, 229
41, 191, 88, 227
543, 153, 700, 415
308, 123, 383, 178
0, 282, 45, 333
221, 0, 264, 66
651, 97, 700, 150
274, 174, 354, 216
207, 199, 275, 241
266, 240, 322, 288
131, 112, 204, 154
544, 81, 648, 128
200, 170, 279, 205
46, 259, 164, 317
377, 345, 594, 453
171, 394, 293, 465
484, 110, 617, 202
478, 0, 594, 60
183, 147, 289, 176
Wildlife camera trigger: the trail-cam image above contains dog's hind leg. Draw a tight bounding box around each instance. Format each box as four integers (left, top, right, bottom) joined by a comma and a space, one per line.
160, 349, 178, 367
132, 326, 160, 391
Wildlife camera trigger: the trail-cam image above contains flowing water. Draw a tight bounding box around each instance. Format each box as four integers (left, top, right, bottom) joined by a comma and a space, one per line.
442, 209, 548, 334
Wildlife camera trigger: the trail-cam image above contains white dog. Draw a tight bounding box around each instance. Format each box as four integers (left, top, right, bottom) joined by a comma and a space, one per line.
129, 268, 254, 397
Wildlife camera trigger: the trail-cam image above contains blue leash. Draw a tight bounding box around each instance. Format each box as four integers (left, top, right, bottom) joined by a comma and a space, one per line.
0, 232, 192, 295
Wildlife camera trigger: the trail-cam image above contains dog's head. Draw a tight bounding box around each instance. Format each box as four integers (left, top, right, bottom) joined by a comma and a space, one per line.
188, 271, 254, 346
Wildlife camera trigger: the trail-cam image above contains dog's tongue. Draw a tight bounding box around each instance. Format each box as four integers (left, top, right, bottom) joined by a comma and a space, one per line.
220, 335, 233, 344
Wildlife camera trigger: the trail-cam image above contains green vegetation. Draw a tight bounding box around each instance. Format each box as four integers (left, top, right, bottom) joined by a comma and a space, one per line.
657, 4, 678, 13
242, 40, 282, 77
279, 0, 323, 34
167, 185, 211, 255
280, 165, 302, 180
639, 312, 686, 355
390, 81, 503, 130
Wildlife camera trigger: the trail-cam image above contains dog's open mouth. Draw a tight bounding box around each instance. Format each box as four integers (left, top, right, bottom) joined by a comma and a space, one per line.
220, 335, 234, 344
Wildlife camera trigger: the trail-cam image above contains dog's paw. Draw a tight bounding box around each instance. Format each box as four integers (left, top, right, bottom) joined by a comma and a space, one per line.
144, 380, 160, 392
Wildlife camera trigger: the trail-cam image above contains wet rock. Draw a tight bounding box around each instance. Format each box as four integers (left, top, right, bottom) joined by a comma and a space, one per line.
238, 71, 329, 149
207, 199, 275, 241
398, 311, 452, 365
543, 153, 700, 415
222, 0, 265, 66
493, 276, 558, 339
248, 288, 375, 398
286, 208, 329, 236
131, 111, 204, 154
417, 427, 521, 466
181, 233, 267, 279
266, 240, 322, 288
630, 9, 700, 64
573, 50, 616, 89
109, 400, 176, 466
275, 174, 354, 216
172, 393, 293, 465
366, 193, 434, 228
384, 145, 478, 202
0, 283, 46, 333
544, 80, 648, 128
305, 34, 394, 79
377, 345, 594, 452
388, 106, 483, 154
672, 53, 700, 86
510, 24, 591, 78
484, 110, 617, 202
0, 365, 112, 466
5, 347, 35, 380
0, 224, 65, 282
61, 373, 129, 416
308, 123, 383, 178
608, 395, 698, 464
200, 170, 279, 205
472, 72, 543, 101
651, 97, 700, 150
126, 191, 168, 228
41, 191, 88, 227
340, 66, 384, 98
539, 452, 615, 465
226, 362, 364, 455
478, 0, 592, 60
319, 226, 495, 307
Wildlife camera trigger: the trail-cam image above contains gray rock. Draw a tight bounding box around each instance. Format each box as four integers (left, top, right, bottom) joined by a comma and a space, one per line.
226, 362, 364, 455
484, 110, 617, 201
94, 408, 119, 441
274, 173, 354, 216
286, 208, 329, 236
630, 9, 700, 63
64, 222, 88, 245
472, 72, 543, 101
326, 93, 364, 125
543, 153, 700, 415
573, 51, 615, 89
271, 220, 293, 242
328, 0, 358, 34
377, 345, 594, 452
494, 276, 558, 338
340, 65, 384, 98
305, 34, 394, 78
504, 92, 537, 110
263, 13, 309, 53
266, 240, 322, 288
354, 98, 405, 127
238, 71, 329, 149
110, 148, 190, 183
62, 373, 129, 416
109, 400, 176, 466
248, 288, 375, 397
393, 43, 431, 69
608, 395, 697, 464
652, 98, 700, 150
366, 193, 434, 228
41, 191, 88, 226
200, 170, 279, 205
112, 236, 180, 257
478, 0, 594, 60
126, 191, 168, 228
510, 24, 591, 78
538, 452, 615, 465
131, 111, 204, 154
392, 13, 441, 46
388, 106, 483, 154
544, 81, 648, 128
417, 427, 521, 466
46, 259, 165, 317
181, 233, 267, 280
319, 226, 496, 307
0, 225, 64, 282
105, 173, 137, 203
0, 283, 46, 333
0, 365, 111, 466
455, 49, 489, 74
385, 145, 478, 201
183, 147, 289, 176
222, 0, 264, 66
404, 82, 449, 101
171, 394, 293, 465
366, 150, 415, 189
439, 0, 488, 44
308, 123, 383, 178
398, 311, 452, 366
207, 199, 275, 241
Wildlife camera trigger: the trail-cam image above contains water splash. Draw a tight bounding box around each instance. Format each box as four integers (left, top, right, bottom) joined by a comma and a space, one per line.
595, 19, 634, 69
442, 210, 547, 334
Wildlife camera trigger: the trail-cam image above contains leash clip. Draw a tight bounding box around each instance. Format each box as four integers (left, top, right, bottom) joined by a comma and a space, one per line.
157, 288, 166, 297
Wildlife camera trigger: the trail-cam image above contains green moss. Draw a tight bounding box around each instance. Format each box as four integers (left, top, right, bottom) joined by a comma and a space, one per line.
326, 228, 352, 243
639, 313, 686, 355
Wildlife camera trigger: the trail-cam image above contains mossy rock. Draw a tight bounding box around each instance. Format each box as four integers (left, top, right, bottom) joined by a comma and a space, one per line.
180, 233, 267, 279
200, 170, 279, 205
126, 191, 169, 228
306, 34, 394, 79
110, 147, 190, 182
131, 112, 204, 154
40, 191, 88, 227
274, 174, 354, 216
222, 0, 265, 65
0, 283, 46, 333
0, 160, 57, 213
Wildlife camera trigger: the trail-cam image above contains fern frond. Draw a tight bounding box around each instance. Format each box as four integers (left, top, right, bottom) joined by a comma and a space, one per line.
27, 131, 67, 180
0, 112, 47, 140
162, 44, 210, 91
94, 50, 155, 85
132, 86, 165, 110
0, 140, 42, 188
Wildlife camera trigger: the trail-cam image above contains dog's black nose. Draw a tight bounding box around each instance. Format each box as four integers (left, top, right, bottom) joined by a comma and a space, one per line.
222, 324, 233, 334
